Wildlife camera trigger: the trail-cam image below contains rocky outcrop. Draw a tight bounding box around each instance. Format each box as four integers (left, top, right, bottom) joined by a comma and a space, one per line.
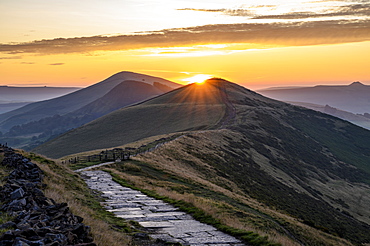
0, 146, 96, 246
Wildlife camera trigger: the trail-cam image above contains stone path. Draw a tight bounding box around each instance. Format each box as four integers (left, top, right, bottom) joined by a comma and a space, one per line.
80, 170, 245, 246
74, 161, 115, 172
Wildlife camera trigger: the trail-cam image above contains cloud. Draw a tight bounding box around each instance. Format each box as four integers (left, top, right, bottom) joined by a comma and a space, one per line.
49, 63, 65, 65
178, 8, 252, 17
20, 62, 35, 65
179, 2, 370, 19
0, 20, 369, 55
0, 56, 22, 59
177, 5, 277, 17
253, 4, 370, 19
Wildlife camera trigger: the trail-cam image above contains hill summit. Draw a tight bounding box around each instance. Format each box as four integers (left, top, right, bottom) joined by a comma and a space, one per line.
34, 79, 231, 158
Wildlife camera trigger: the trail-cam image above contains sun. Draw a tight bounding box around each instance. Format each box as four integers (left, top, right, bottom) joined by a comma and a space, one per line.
182, 74, 213, 84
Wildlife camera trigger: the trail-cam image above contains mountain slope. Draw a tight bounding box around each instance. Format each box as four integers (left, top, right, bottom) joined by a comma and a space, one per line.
0, 71, 179, 132
72, 80, 170, 118
34, 81, 227, 158
35, 78, 370, 245
257, 81, 370, 114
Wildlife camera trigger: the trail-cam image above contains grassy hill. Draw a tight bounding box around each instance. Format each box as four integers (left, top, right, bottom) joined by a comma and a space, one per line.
34, 81, 227, 158
34, 78, 370, 245
72, 80, 171, 118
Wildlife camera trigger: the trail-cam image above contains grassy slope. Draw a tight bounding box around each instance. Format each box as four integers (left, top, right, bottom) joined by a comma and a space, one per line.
107, 131, 353, 246
34, 82, 226, 158
0, 150, 136, 246
127, 127, 369, 245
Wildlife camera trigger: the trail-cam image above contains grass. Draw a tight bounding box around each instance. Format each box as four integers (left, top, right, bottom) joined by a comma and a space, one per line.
65, 133, 184, 171
68, 161, 103, 170
121, 130, 357, 246
104, 159, 304, 246
16, 151, 134, 246
0, 213, 14, 234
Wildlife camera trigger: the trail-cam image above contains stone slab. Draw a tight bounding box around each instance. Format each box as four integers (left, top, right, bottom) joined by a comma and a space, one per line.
139, 221, 174, 228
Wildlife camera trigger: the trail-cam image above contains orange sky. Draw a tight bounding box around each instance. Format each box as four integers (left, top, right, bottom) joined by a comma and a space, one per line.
1, 0, 369, 89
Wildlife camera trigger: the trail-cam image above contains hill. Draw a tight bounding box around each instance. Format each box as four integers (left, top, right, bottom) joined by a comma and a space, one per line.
73, 80, 171, 118
0, 86, 81, 114
257, 82, 370, 114
0, 72, 180, 149
288, 102, 370, 130
35, 78, 370, 245
0, 86, 80, 104
34, 80, 227, 158
0, 71, 179, 132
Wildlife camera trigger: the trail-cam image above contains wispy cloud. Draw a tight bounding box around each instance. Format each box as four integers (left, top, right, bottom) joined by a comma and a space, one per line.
0, 20, 369, 55
0, 56, 22, 59
253, 3, 370, 19
49, 63, 65, 65
20, 62, 35, 65
177, 8, 252, 17
178, 2, 370, 19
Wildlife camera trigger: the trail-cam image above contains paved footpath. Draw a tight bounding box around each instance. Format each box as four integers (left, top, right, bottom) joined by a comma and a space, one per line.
80, 170, 245, 246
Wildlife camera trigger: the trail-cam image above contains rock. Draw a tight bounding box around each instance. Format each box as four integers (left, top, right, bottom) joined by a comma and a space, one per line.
12, 238, 30, 246
44, 233, 68, 245
134, 232, 150, 239
10, 188, 25, 200
0, 147, 96, 246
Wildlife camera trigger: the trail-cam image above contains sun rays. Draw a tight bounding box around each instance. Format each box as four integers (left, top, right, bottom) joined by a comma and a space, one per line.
182, 74, 213, 84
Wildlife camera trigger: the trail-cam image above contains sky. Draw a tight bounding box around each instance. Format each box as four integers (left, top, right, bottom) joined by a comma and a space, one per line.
0, 0, 369, 89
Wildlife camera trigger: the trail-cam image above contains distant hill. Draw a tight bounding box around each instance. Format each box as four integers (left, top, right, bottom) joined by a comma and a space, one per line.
72, 80, 171, 118
0, 102, 30, 114
289, 102, 370, 130
35, 78, 370, 245
0, 71, 179, 131
0, 72, 180, 149
257, 81, 370, 114
0, 86, 81, 114
0, 86, 81, 103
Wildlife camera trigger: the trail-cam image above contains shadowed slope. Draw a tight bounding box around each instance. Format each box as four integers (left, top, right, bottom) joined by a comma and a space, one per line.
34, 80, 227, 158
72, 80, 169, 118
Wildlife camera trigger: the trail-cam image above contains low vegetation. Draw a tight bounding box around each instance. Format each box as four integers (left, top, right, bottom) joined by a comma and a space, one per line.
14, 151, 134, 246
126, 130, 360, 246
107, 167, 282, 246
